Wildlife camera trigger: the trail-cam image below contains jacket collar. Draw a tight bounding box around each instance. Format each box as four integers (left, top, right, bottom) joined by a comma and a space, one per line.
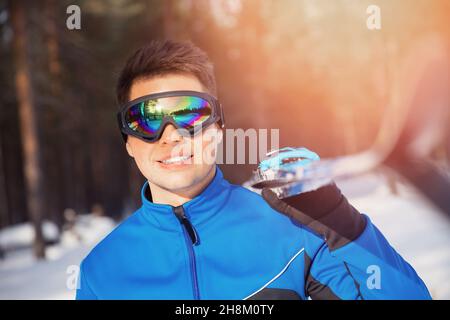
139, 166, 231, 231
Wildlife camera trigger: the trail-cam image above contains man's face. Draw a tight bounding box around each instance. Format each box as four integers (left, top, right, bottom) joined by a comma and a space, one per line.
125, 73, 222, 193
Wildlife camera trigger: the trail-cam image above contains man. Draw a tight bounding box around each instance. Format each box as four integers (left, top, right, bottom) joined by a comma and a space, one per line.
76, 40, 431, 300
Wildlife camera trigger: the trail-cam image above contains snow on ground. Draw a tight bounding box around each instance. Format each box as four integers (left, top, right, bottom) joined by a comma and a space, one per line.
0, 214, 116, 299
0, 169, 449, 299
0, 221, 59, 251
337, 169, 450, 299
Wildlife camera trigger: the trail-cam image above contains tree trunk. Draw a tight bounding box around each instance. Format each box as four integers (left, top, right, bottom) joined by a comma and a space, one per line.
10, 0, 46, 259
44, 0, 65, 230
0, 134, 9, 228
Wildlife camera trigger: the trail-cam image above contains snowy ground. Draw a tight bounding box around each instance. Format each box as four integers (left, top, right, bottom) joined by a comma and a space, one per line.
0, 169, 449, 299
337, 169, 450, 299
0, 215, 116, 299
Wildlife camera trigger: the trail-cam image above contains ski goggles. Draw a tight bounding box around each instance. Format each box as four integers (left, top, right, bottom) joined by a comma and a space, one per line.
117, 90, 225, 142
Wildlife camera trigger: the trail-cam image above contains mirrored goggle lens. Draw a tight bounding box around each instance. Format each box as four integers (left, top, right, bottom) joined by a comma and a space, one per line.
124, 96, 213, 136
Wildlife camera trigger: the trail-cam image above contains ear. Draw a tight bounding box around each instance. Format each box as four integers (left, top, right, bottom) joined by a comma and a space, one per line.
216, 127, 224, 145
213, 123, 224, 145
125, 141, 134, 158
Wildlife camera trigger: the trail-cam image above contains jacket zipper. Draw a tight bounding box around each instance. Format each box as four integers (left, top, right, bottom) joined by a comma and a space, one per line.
173, 205, 200, 300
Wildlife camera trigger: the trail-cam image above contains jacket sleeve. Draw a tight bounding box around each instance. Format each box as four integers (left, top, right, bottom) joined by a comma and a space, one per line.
262, 183, 432, 300
75, 260, 98, 300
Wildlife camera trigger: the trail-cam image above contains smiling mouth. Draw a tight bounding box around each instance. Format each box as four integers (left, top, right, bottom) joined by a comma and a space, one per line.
157, 154, 193, 165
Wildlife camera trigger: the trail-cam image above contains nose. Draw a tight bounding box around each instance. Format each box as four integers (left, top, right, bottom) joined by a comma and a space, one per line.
159, 124, 184, 144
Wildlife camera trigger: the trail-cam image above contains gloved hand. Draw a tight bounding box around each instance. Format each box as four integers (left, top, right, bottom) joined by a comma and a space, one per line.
260, 147, 366, 250
258, 147, 320, 172
257, 147, 336, 197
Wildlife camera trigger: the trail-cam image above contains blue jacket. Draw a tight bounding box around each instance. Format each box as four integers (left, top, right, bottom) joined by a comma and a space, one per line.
76, 166, 431, 300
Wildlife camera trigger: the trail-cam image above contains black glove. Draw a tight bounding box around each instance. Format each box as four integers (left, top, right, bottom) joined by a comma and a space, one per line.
262, 182, 366, 251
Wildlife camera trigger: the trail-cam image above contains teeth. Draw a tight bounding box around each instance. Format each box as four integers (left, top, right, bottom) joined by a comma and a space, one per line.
161, 155, 191, 164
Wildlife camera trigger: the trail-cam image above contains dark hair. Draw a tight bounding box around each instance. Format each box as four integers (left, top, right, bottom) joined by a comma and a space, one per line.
116, 40, 217, 106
